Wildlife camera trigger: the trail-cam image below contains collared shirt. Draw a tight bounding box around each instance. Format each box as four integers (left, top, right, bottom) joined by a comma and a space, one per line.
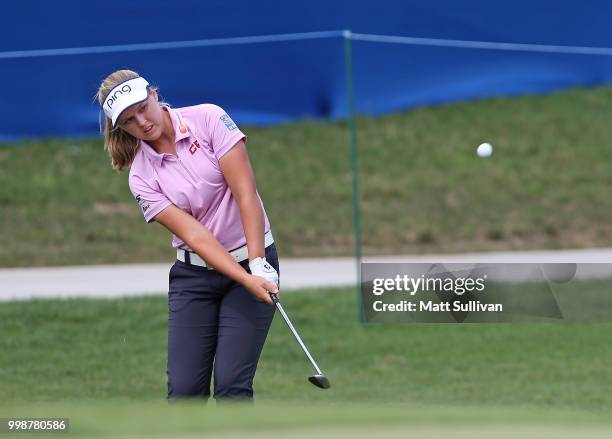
128, 104, 271, 251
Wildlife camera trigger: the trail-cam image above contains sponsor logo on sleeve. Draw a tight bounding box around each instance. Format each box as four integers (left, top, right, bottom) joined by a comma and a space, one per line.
220, 114, 237, 131
135, 194, 150, 213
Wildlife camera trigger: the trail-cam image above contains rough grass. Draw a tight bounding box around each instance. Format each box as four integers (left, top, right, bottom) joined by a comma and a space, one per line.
2, 86, 612, 266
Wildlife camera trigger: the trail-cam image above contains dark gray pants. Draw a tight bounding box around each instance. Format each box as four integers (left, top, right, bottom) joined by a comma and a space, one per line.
166, 243, 278, 401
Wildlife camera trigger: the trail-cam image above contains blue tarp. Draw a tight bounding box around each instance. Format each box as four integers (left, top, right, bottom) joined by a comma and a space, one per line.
1, 0, 612, 140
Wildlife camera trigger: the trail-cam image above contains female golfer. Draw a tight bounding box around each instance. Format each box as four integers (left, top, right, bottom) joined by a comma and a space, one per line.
96, 69, 280, 402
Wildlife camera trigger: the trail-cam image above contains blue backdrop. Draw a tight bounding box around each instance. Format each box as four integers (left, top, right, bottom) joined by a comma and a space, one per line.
1, 0, 612, 140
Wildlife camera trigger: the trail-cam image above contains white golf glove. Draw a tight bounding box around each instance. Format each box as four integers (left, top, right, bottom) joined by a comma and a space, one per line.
249, 257, 279, 291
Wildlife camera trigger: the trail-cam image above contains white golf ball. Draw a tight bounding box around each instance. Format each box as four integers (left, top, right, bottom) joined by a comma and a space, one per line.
477, 142, 493, 158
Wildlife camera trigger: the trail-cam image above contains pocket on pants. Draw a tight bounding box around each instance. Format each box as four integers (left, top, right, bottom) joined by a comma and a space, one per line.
168, 263, 195, 313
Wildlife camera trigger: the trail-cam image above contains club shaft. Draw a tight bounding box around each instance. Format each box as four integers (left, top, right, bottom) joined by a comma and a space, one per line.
274, 301, 323, 375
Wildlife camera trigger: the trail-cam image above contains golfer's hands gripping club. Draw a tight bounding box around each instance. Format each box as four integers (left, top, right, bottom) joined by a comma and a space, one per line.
243, 275, 278, 304
249, 257, 279, 287
246, 257, 280, 305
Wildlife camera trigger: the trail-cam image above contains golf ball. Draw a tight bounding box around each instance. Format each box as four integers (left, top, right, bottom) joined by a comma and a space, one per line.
477, 142, 493, 158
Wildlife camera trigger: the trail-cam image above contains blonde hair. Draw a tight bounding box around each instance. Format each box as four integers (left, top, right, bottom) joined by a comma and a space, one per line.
96, 69, 156, 171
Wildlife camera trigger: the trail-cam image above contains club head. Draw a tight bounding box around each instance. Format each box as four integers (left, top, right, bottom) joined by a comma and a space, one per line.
308, 373, 330, 389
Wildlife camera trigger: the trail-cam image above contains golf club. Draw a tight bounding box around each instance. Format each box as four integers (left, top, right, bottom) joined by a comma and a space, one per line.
269, 292, 331, 389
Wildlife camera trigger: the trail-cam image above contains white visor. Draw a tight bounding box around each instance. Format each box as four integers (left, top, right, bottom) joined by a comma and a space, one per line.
102, 77, 150, 128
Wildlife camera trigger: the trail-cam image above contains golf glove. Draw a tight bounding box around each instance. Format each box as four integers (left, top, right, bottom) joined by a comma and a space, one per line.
249, 257, 279, 290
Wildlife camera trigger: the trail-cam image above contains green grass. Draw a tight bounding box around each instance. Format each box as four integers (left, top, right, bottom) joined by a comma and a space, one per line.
1, 287, 611, 410
3, 85, 612, 266
2, 401, 612, 438
2, 286, 612, 436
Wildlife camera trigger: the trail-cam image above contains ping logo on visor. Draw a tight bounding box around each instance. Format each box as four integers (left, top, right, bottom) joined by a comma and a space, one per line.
106, 84, 132, 110
102, 77, 150, 128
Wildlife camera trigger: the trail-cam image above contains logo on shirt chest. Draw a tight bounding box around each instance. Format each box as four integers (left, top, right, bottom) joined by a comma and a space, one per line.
189, 140, 201, 155
189, 139, 214, 156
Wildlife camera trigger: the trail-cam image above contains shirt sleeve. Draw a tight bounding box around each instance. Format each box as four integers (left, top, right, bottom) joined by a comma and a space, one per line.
128, 173, 172, 223
203, 104, 247, 161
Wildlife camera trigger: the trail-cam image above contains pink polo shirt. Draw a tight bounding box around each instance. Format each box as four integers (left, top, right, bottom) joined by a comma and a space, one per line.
128, 104, 271, 252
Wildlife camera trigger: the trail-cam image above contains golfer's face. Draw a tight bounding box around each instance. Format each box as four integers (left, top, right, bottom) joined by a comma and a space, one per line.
117, 91, 164, 141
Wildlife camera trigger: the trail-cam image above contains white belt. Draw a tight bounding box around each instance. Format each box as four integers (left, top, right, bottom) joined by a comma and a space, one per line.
177, 230, 274, 269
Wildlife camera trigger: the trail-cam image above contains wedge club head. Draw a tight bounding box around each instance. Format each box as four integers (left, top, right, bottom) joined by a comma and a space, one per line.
308, 373, 331, 389
269, 292, 330, 390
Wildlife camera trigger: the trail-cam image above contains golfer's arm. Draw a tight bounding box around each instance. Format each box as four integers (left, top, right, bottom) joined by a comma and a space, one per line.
154, 205, 250, 284
219, 140, 265, 261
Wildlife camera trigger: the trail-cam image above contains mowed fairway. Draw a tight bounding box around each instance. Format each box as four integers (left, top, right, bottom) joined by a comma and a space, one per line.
2, 401, 611, 438
1, 287, 612, 436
